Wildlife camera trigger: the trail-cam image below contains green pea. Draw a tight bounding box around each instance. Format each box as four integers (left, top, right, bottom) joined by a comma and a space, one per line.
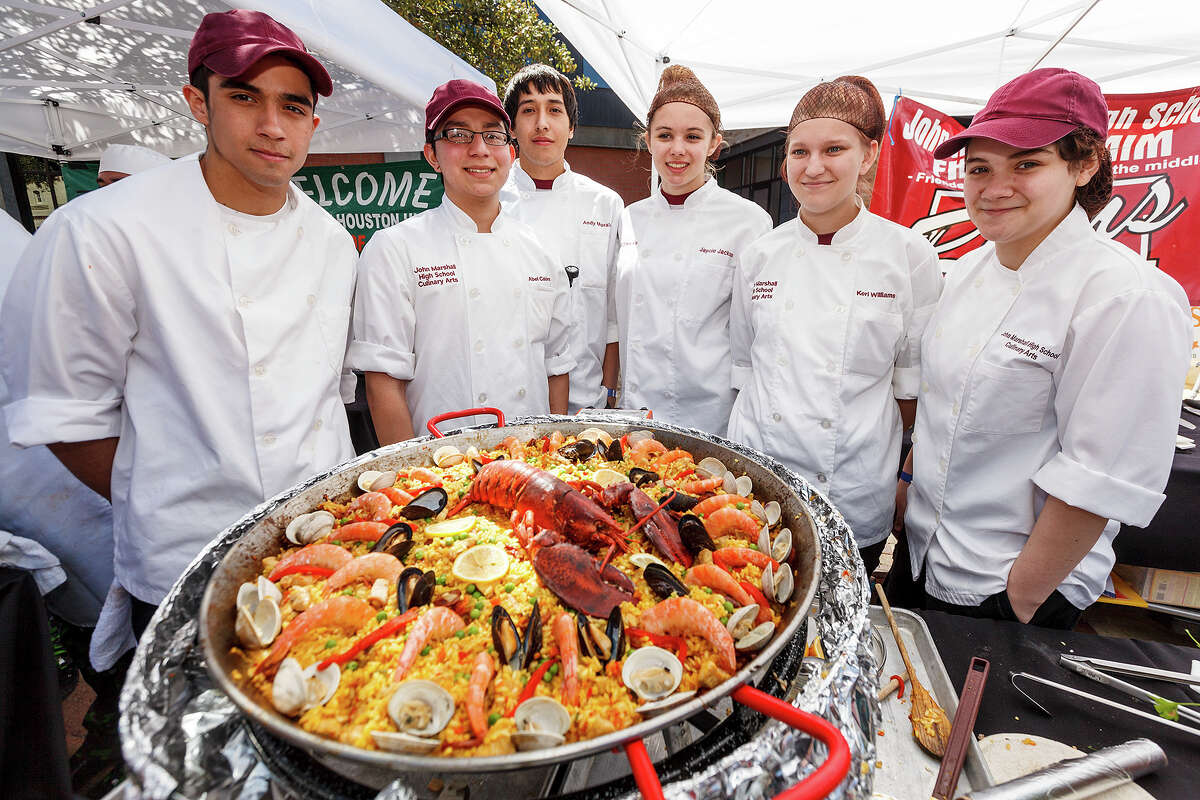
736, 502, 746, 510
542, 671, 553, 683
749, 543, 759, 551
341, 588, 355, 596
436, 575, 447, 586
549, 663, 560, 676
375, 611, 387, 622
504, 582, 515, 593
347, 660, 359, 671
413, 550, 425, 560
467, 625, 478, 635
720, 616, 729, 625
487, 645, 495, 654
339, 517, 352, 525
475, 599, 486, 609
331, 540, 343, 547
722, 600, 734, 613
455, 630, 466, 639
465, 583, 477, 595
420, 645, 431, 656
470, 608, 482, 620
324, 638, 338, 649
488, 712, 500, 727
704, 587, 713, 594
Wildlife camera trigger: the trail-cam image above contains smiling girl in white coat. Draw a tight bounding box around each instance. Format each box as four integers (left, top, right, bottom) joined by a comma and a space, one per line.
615, 66, 772, 435
894, 69, 1191, 628
728, 76, 941, 573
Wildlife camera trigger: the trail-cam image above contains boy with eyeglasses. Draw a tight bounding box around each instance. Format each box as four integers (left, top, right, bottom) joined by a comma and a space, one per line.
350, 79, 574, 441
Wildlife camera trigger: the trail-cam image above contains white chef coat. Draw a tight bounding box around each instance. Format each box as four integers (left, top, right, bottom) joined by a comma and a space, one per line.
905, 205, 1191, 610
0, 212, 113, 626
728, 202, 941, 546
0, 158, 358, 604
500, 162, 624, 412
616, 179, 772, 435
349, 198, 574, 435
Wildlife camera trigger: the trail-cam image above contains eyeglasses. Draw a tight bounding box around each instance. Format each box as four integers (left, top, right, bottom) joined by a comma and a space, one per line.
434, 127, 513, 147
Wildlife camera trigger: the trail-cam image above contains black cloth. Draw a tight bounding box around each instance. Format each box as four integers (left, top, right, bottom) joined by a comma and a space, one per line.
130, 597, 157, 641
1113, 420, 1200, 571
0, 567, 72, 799
859, 539, 887, 576
920, 609, 1200, 800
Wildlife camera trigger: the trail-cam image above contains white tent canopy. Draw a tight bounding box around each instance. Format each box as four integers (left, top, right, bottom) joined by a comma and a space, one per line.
0, 0, 492, 160
537, 0, 1200, 127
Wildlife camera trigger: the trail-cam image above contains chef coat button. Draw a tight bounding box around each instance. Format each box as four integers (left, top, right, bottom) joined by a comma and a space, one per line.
469, 288, 481, 299
254, 364, 266, 376
772, 412, 782, 422
974, 277, 983, 288
939, 457, 947, 472
513, 338, 523, 348
834, 304, 846, 314
841, 252, 852, 262
951, 401, 960, 416
785, 301, 795, 311
297, 226, 304, 238
636, 294, 644, 304
777, 357, 787, 367
674, 253, 682, 262
967, 344, 978, 356
474, 341, 484, 353
826, 361, 836, 373
517, 388, 526, 398
935, 326, 942, 338
306, 294, 316, 307
821, 419, 832, 429
922, 381, 930, 392
795, 248, 805, 258
629, 383, 638, 392
816, 472, 827, 483
478, 393, 487, 402
238, 295, 251, 307
502, 238, 511, 247
263, 433, 276, 446
313, 419, 323, 430
1011, 286, 1019, 296
227, 223, 240, 235
642, 249, 652, 258
513, 288, 521, 298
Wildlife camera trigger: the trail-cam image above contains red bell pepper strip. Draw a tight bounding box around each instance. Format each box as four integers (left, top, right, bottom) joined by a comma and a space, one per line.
506, 658, 559, 716
626, 627, 688, 661
269, 564, 335, 582
317, 608, 419, 669
541, 435, 552, 453
739, 581, 774, 625
673, 467, 696, 481
890, 674, 906, 699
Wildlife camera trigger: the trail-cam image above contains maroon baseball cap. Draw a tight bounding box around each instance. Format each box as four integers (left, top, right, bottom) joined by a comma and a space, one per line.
188, 9, 333, 97
425, 79, 510, 137
933, 68, 1108, 160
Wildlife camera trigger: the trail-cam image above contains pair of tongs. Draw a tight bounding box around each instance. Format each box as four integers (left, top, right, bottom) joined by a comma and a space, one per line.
1059, 654, 1200, 726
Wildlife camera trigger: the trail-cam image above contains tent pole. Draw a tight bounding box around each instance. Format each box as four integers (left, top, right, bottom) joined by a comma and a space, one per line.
0, 0, 134, 54
1028, 0, 1101, 71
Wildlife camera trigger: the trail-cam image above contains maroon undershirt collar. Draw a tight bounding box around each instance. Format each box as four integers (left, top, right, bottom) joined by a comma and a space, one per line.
661, 186, 700, 206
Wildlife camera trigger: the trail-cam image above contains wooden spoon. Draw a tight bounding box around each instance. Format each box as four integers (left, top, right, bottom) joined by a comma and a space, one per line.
874, 582, 952, 757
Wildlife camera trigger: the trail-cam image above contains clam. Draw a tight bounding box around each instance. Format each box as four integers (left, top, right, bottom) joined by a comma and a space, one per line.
491, 600, 543, 670
722, 471, 737, 494
667, 492, 699, 512
626, 430, 654, 445
725, 604, 760, 640
372, 521, 415, 560
643, 562, 687, 600
235, 576, 283, 649
771, 528, 793, 563
368, 578, 389, 608
557, 439, 597, 462
512, 696, 572, 751
757, 524, 771, 554
371, 730, 440, 754
734, 621, 776, 652
762, 563, 794, 604
763, 500, 782, 527
400, 487, 448, 520
433, 445, 465, 468
285, 509, 335, 545
694, 548, 713, 565
678, 514, 717, 555
636, 689, 697, 717
387, 680, 455, 737
695, 456, 726, 479
575, 606, 624, 666
734, 475, 753, 497
577, 428, 614, 448
397, 566, 435, 613
627, 467, 659, 487
272, 658, 340, 717
622, 646, 682, 701
358, 469, 397, 493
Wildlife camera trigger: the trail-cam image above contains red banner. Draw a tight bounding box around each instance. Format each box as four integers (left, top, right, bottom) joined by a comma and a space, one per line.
872, 90, 1200, 314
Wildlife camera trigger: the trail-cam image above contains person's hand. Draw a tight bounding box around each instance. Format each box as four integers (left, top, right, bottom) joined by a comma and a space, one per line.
1005, 589, 1039, 624
893, 479, 909, 532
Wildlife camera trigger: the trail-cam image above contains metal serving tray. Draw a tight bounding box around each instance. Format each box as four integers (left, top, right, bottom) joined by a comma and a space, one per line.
869, 606, 993, 798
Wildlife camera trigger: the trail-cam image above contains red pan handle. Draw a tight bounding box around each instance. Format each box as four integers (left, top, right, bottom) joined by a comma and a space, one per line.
425, 407, 505, 438
623, 739, 665, 800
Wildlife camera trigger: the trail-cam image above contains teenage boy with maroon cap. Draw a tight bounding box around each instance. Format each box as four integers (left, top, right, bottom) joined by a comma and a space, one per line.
350, 79, 573, 442
1, 9, 358, 633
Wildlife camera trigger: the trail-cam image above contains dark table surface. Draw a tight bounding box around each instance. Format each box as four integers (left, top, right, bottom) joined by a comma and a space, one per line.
1113, 420, 1200, 572
920, 609, 1199, 800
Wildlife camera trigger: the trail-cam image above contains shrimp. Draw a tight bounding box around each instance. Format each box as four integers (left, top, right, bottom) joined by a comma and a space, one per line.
703, 506, 761, 540
379, 486, 413, 506
713, 546, 776, 571
675, 475, 724, 495
466, 651, 496, 740
684, 564, 753, 607
547, 430, 566, 451
692, 494, 743, 518
392, 607, 466, 680
553, 612, 580, 705
332, 521, 390, 542
325, 552, 403, 592
408, 467, 441, 484
500, 435, 524, 460
348, 491, 392, 521
256, 595, 374, 674
656, 449, 694, 467
639, 597, 736, 672
629, 438, 667, 466
268, 543, 352, 581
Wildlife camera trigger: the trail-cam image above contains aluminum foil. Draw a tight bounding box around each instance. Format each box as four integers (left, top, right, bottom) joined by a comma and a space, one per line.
962, 739, 1165, 800
120, 415, 879, 799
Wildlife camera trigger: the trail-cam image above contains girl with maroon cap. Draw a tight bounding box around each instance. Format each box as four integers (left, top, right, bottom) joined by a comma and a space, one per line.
727, 76, 941, 574
895, 68, 1190, 627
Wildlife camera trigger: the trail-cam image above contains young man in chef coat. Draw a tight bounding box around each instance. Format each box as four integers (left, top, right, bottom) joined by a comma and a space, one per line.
0, 9, 358, 633
350, 80, 574, 441
500, 64, 623, 412
96, 143, 171, 187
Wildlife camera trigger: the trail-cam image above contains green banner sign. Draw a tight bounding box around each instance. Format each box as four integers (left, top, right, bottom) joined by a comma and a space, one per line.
60, 159, 444, 249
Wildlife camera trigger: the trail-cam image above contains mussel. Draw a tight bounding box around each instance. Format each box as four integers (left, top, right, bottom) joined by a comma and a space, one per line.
491, 600, 543, 670
643, 562, 688, 600
556, 439, 596, 462
574, 606, 625, 665
678, 514, 717, 555
627, 467, 659, 488
371, 521, 414, 560
400, 487, 448, 520
666, 492, 699, 512
397, 566, 435, 613
603, 438, 623, 462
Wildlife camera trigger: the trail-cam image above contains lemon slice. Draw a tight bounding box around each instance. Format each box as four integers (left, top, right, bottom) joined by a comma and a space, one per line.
452, 544, 510, 586
592, 467, 627, 487
425, 516, 476, 538
630, 553, 667, 570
